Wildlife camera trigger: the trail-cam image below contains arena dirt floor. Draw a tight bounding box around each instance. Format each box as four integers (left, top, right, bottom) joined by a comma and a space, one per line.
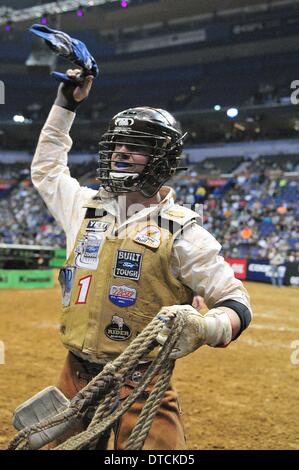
0, 277, 298, 450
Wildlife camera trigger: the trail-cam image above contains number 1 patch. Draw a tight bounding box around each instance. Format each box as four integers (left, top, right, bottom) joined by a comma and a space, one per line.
75, 275, 92, 304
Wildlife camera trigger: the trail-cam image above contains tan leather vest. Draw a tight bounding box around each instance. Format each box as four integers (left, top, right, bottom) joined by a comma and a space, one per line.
58, 199, 199, 363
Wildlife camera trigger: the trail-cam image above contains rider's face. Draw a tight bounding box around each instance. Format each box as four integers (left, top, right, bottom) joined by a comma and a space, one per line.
111, 141, 150, 173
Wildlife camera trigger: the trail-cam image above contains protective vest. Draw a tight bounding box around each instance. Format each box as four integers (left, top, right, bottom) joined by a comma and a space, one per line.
59, 199, 200, 363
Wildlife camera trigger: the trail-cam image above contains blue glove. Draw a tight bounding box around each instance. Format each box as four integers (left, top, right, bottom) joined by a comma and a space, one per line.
29, 24, 99, 84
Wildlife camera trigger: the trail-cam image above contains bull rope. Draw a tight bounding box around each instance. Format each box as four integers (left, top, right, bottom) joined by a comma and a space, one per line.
7, 311, 184, 451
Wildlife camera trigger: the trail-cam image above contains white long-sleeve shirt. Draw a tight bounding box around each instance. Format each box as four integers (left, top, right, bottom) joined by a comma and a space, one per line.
31, 105, 252, 314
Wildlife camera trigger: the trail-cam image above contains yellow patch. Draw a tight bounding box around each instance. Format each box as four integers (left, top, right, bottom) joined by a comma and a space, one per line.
164, 208, 186, 218
134, 225, 161, 248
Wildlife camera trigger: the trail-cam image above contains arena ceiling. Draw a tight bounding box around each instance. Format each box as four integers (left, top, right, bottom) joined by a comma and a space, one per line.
0, 0, 296, 10
1, 1, 299, 31
0, 0, 278, 10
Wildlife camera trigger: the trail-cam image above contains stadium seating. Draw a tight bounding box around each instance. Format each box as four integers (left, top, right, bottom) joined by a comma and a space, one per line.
1, 156, 298, 263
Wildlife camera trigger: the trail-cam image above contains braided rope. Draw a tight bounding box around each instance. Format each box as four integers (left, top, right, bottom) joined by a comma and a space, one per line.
56, 313, 184, 451
125, 361, 174, 450
55, 341, 173, 450
125, 314, 184, 450
8, 310, 183, 451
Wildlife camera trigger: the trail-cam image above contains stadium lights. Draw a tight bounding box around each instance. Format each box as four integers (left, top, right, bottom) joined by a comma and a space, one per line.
13, 115, 25, 123
226, 107, 239, 118
76, 6, 84, 17
2, 0, 297, 26
5, 20, 12, 32
40, 14, 48, 24
0, 1, 120, 26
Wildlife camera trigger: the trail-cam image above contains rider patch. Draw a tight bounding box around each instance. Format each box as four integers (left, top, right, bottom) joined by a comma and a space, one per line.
86, 220, 109, 232
58, 267, 76, 307
134, 225, 161, 248
105, 315, 132, 341
114, 250, 143, 281
75, 232, 103, 270
109, 285, 137, 307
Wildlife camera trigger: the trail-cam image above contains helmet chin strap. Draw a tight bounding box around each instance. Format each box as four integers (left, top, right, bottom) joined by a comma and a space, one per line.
109, 171, 140, 191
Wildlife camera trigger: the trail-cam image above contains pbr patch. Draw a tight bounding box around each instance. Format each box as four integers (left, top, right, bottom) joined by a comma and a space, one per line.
115, 117, 134, 127
109, 285, 137, 307
86, 220, 109, 232
58, 267, 76, 306
134, 225, 161, 248
114, 250, 143, 281
75, 232, 103, 270
105, 315, 132, 341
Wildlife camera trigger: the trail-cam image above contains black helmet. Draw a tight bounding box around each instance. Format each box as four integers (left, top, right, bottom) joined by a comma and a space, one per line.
97, 107, 187, 198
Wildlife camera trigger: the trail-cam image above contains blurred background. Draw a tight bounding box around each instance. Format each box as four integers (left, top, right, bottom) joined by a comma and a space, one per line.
0, 0, 299, 287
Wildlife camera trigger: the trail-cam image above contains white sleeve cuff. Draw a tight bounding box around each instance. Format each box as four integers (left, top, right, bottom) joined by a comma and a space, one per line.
45, 105, 76, 134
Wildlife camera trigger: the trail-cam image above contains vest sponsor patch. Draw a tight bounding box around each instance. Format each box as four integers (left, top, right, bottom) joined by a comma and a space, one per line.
105, 315, 132, 341
86, 220, 109, 232
59, 267, 76, 307
75, 232, 103, 270
133, 225, 161, 248
109, 285, 137, 307
114, 250, 143, 281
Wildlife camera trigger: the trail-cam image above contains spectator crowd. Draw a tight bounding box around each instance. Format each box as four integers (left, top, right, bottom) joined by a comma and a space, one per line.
0, 156, 298, 264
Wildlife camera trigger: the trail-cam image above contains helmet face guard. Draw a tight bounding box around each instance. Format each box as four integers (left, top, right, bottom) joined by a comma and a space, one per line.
97, 107, 186, 198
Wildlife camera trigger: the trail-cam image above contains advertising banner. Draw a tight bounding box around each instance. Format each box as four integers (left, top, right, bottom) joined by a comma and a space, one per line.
247, 259, 286, 284
49, 248, 66, 268
225, 258, 247, 280
0, 269, 54, 288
